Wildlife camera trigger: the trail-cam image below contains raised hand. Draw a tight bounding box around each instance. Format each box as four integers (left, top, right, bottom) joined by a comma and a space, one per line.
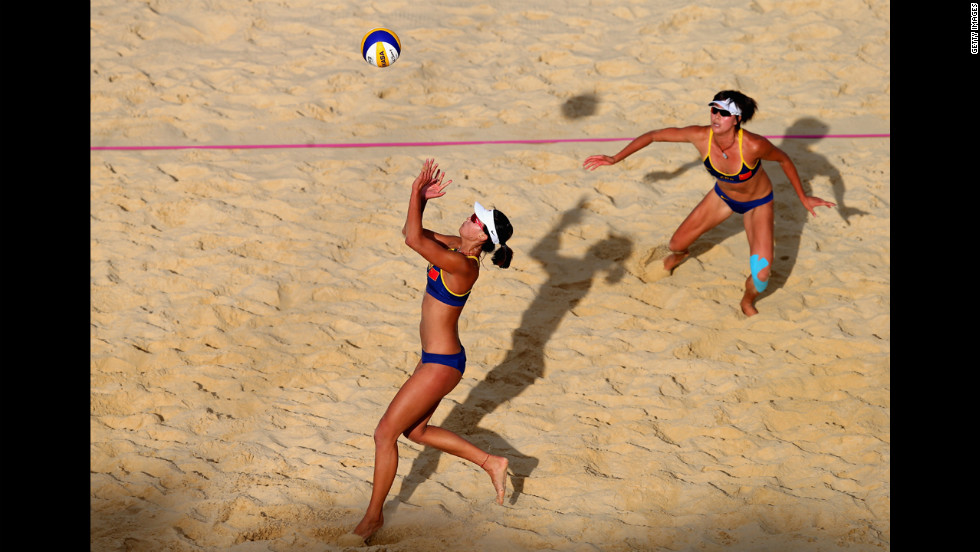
413, 158, 452, 199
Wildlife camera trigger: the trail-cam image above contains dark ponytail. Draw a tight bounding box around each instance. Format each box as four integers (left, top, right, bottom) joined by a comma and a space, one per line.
480, 208, 514, 269
491, 243, 513, 269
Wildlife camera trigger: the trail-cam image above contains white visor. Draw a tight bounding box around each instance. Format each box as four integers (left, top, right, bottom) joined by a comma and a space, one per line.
708, 98, 742, 117
474, 201, 499, 245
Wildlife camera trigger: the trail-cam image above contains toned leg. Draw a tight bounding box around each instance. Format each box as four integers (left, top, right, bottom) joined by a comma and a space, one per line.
403, 370, 509, 506
352, 361, 463, 541
740, 201, 774, 316
664, 187, 734, 272
406, 423, 509, 505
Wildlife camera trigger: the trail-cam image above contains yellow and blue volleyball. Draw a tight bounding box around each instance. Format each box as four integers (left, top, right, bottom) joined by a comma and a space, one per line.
361, 28, 401, 67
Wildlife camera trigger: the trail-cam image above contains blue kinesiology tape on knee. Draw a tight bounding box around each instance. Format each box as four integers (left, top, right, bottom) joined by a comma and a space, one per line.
750, 254, 769, 292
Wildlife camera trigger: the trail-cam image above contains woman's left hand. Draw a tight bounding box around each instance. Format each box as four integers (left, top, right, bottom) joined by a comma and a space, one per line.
802, 195, 837, 217
413, 158, 452, 199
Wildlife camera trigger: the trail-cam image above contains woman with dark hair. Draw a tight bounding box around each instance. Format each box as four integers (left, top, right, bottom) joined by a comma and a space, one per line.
583, 90, 835, 316
349, 158, 514, 543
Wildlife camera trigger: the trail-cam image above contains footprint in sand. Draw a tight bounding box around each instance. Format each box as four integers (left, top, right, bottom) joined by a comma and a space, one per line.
336, 533, 367, 547
630, 244, 674, 283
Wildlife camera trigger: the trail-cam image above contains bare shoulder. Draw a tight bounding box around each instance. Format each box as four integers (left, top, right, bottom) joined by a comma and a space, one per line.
741, 128, 771, 145
655, 125, 709, 143
683, 125, 711, 139
741, 129, 777, 157
684, 125, 712, 151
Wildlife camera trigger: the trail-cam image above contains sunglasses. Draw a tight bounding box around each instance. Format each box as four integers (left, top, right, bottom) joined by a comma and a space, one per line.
470, 213, 488, 233
711, 106, 734, 118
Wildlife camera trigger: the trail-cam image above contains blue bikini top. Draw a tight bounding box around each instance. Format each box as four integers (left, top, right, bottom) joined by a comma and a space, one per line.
425, 250, 476, 307
703, 128, 761, 184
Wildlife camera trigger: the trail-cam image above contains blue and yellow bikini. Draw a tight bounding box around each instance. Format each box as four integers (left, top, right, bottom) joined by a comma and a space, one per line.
421, 250, 478, 373
704, 128, 772, 214
425, 250, 477, 307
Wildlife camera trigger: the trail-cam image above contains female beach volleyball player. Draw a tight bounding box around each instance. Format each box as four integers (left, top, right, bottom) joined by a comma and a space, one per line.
350, 158, 514, 543
582, 90, 836, 316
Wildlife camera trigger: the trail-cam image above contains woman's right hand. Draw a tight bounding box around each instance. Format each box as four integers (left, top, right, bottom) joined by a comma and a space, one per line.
582, 155, 615, 171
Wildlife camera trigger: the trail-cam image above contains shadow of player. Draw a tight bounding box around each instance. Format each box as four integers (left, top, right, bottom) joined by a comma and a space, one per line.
394, 199, 633, 506
759, 117, 861, 298
778, 117, 867, 225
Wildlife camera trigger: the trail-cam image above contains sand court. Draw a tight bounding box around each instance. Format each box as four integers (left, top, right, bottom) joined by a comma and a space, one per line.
92, 1, 889, 550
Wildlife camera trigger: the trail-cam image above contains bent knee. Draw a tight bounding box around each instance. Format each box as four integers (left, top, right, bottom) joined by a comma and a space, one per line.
373, 421, 402, 446
403, 426, 427, 444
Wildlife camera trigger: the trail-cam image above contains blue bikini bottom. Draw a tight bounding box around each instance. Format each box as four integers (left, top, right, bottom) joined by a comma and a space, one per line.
421, 346, 466, 374
714, 182, 773, 214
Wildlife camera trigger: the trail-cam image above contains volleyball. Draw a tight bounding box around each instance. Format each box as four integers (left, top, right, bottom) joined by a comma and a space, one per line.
361, 28, 401, 67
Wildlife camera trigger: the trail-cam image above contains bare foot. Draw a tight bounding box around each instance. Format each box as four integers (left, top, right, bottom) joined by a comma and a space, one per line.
482, 455, 509, 505
351, 512, 383, 544
740, 277, 759, 316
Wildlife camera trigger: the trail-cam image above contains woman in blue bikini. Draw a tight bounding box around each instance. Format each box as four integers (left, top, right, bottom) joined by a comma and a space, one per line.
350, 158, 514, 543
583, 90, 835, 316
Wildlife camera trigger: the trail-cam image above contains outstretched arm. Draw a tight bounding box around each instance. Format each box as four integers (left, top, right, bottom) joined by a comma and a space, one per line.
761, 142, 836, 217
582, 126, 701, 171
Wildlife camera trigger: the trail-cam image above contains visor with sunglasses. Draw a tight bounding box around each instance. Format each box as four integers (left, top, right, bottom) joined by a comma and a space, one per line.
707, 99, 742, 118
